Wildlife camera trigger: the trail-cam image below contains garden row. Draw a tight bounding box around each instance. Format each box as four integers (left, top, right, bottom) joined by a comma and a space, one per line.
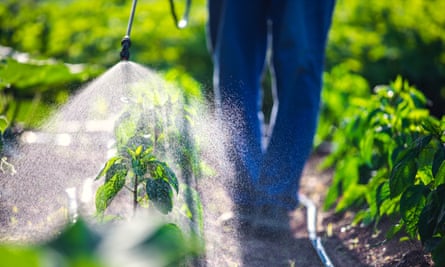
319, 73, 445, 266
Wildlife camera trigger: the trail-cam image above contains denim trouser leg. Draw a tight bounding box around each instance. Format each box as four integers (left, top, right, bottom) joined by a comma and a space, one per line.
208, 0, 335, 209
258, 0, 335, 210
209, 0, 269, 206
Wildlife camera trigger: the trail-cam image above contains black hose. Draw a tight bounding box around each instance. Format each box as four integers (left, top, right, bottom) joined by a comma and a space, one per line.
120, 0, 191, 61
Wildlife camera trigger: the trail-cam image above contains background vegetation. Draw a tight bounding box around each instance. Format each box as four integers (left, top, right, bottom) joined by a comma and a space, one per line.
327, 0, 445, 117
1, 0, 445, 128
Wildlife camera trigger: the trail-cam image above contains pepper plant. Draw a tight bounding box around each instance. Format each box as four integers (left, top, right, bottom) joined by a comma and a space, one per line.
95, 74, 203, 221
322, 76, 445, 265
89, 71, 205, 265
95, 134, 179, 215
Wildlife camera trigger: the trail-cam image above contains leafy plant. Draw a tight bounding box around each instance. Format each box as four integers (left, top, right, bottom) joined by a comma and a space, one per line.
95, 136, 179, 215
96, 84, 176, 216
92, 72, 207, 267
94, 72, 204, 222
322, 76, 445, 265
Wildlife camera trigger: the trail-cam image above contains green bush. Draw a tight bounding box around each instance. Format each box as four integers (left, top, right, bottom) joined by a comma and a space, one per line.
322, 76, 445, 265
94, 68, 205, 242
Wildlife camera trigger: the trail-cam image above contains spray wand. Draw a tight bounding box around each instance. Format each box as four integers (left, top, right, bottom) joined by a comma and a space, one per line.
119, 0, 192, 61
120, 0, 138, 61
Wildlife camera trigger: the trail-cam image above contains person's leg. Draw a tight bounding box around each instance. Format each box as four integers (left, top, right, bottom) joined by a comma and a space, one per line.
208, 0, 269, 207
257, 0, 335, 211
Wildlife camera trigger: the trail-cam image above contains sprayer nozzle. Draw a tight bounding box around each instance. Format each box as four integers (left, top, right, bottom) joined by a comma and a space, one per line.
120, 36, 131, 61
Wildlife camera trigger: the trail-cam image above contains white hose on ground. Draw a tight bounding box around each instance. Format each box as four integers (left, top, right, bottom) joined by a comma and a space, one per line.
298, 193, 335, 267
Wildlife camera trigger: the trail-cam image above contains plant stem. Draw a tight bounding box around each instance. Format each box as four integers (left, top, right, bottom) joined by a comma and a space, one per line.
124, 185, 134, 192
133, 174, 139, 214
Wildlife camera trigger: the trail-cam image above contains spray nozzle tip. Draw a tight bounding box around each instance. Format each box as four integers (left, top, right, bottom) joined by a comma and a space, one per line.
120, 36, 131, 61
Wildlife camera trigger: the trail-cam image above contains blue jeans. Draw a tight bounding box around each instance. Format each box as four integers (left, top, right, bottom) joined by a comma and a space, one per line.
208, 0, 335, 211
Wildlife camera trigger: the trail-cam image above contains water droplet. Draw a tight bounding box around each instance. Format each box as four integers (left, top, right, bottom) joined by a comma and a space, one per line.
55, 133, 71, 146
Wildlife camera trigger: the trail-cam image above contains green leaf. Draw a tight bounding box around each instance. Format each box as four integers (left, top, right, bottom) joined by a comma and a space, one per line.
0, 116, 8, 134
323, 181, 340, 211
161, 163, 179, 193
336, 184, 366, 212
95, 169, 127, 214
0, 245, 41, 267
149, 161, 179, 193
422, 117, 441, 137
138, 223, 192, 266
432, 146, 445, 178
379, 196, 400, 217
376, 181, 390, 206
392, 76, 403, 93
415, 135, 433, 152
418, 186, 445, 243
105, 163, 127, 183
435, 185, 445, 226
135, 145, 143, 156
417, 146, 435, 186
95, 156, 121, 180
146, 178, 174, 214
391, 147, 417, 170
400, 185, 428, 238
46, 219, 101, 258
376, 180, 392, 216
435, 160, 445, 187
390, 158, 417, 198
140, 223, 184, 250
141, 147, 155, 160
359, 130, 374, 165
390, 146, 405, 170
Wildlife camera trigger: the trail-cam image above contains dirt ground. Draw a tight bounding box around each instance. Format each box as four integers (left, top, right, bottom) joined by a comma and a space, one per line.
200, 154, 434, 267
302, 155, 434, 267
